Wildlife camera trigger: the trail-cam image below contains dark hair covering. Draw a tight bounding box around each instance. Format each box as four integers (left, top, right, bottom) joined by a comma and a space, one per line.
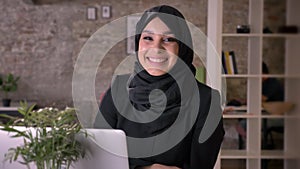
134, 5, 196, 74
262, 61, 269, 74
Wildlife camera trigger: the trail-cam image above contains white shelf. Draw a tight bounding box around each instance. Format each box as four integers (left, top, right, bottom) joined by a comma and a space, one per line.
221, 150, 298, 160
262, 34, 300, 38
223, 113, 299, 119
223, 114, 258, 118
261, 114, 298, 119
222, 74, 300, 78
0, 107, 19, 111
223, 33, 261, 37
261, 74, 300, 78
222, 33, 300, 38
208, 0, 300, 168
220, 150, 258, 159
261, 150, 298, 159
222, 74, 260, 78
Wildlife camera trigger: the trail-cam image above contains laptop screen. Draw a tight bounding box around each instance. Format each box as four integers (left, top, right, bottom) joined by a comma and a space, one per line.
73, 129, 129, 169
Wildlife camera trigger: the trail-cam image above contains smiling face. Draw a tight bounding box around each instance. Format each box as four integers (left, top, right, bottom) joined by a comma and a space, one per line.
138, 17, 179, 76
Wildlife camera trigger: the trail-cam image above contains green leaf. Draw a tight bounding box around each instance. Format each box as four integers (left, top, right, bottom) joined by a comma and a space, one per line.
0, 73, 19, 94
0, 114, 17, 121
1, 104, 86, 169
0, 126, 30, 139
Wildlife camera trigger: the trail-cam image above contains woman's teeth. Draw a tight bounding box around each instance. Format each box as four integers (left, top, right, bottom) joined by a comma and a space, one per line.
148, 57, 167, 63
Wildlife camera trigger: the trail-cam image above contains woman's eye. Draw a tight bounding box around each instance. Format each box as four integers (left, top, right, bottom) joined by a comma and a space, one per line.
163, 37, 177, 43
143, 36, 153, 41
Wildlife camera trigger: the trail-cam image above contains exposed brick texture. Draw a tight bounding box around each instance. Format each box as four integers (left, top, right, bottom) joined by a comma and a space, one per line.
0, 0, 207, 108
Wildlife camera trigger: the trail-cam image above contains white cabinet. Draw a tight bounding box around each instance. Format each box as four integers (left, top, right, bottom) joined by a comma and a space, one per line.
207, 0, 300, 169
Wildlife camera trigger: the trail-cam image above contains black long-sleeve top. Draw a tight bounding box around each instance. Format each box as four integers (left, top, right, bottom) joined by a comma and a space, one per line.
94, 75, 224, 169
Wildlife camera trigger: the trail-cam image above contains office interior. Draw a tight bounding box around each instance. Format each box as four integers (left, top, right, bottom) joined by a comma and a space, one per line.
0, 0, 299, 169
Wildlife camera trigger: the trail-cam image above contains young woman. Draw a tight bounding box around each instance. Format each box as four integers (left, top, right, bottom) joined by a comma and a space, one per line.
94, 5, 224, 169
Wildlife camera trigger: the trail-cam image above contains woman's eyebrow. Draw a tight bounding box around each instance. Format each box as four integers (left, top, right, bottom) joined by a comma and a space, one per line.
142, 29, 174, 36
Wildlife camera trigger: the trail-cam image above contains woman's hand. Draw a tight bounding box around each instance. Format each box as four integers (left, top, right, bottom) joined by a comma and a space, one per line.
137, 164, 181, 169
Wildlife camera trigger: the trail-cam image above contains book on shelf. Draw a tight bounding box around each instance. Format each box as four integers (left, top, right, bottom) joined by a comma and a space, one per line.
221, 51, 228, 74
222, 51, 238, 74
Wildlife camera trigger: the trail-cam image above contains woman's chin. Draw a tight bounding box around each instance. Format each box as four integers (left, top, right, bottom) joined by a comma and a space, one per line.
147, 68, 167, 76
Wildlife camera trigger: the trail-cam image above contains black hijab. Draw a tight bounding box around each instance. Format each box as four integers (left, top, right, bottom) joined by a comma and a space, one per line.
134, 5, 195, 74
126, 5, 197, 136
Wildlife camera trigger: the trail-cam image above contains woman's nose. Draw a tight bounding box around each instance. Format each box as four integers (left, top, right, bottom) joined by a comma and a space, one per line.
151, 38, 164, 50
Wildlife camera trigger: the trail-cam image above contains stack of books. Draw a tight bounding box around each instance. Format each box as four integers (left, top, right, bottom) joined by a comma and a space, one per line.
222, 51, 238, 74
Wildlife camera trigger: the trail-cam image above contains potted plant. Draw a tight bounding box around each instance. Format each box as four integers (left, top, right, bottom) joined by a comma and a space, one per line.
0, 73, 20, 107
0, 102, 87, 169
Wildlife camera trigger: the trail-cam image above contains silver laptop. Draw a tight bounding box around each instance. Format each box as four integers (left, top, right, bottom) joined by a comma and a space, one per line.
74, 129, 129, 169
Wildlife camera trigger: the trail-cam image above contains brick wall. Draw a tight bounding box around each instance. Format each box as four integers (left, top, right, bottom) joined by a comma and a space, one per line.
0, 0, 207, 108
